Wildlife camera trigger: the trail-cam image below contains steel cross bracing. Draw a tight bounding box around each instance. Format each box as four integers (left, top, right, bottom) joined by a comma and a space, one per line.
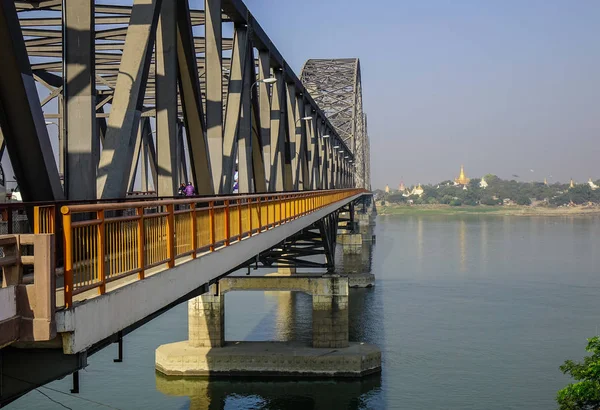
300, 58, 370, 190
0, 0, 358, 203
240, 213, 340, 272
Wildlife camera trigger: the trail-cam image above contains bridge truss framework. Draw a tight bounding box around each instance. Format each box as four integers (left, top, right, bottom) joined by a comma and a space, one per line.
0, 0, 366, 203
301, 59, 370, 190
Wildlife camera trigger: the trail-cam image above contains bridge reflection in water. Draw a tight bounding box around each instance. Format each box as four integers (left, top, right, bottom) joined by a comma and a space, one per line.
156, 374, 382, 410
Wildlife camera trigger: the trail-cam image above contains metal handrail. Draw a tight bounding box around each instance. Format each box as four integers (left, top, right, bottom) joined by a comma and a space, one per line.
58, 189, 365, 307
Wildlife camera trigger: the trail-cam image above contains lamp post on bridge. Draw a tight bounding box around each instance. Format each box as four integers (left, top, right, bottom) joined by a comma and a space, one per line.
252, 76, 277, 90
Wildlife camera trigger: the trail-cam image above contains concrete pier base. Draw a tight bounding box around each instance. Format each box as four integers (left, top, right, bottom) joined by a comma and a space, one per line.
155, 275, 381, 379
155, 341, 381, 378
347, 273, 375, 288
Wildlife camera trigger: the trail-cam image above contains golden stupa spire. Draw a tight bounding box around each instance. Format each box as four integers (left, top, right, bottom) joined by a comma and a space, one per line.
544, 178, 548, 185
569, 178, 575, 189
454, 165, 470, 185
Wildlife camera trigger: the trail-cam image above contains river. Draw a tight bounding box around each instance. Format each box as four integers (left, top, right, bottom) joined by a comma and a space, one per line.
7, 214, 600, 409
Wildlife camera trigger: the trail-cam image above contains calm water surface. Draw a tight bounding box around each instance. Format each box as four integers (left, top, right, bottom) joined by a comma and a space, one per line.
8, 214, 600, 409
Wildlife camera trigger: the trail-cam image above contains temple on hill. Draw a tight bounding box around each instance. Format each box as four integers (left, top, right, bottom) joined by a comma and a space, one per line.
589, 178, 598, 190
402, 184, 424, 197
399, 181, 405, 192
454, 165, 470, 186
570, 179, 575, 189
385, 185, 390, 193
412, 184, 424, 197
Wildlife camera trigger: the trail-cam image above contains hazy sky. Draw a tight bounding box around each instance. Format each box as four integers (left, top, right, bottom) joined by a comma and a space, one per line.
244, 0, 600, 188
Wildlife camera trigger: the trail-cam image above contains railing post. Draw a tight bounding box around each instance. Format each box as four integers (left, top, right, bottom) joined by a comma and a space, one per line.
257, 197, 262, 233
33, 206, 40, 234
136, 207, 145, 279
248, 198, 252, 235
166, 204, 175, 268
191, 203, 197, 258
224, 200, 230, 246
62, 209, 73, 308
209, 201, 215, 251
237, 199, 242, 241
98, 210, 106, 294
267, 197, 271, 229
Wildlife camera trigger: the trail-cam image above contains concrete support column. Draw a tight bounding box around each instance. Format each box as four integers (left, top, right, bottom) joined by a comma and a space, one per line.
188, 291, 224, 348
337, 233, 363, 254
312, 276, 348, 348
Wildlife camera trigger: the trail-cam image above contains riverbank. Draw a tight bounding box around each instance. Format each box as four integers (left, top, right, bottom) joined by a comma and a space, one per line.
377, 204, 600, 217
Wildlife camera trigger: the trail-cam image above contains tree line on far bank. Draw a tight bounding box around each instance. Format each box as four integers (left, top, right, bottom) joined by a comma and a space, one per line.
376, 175, 600, 207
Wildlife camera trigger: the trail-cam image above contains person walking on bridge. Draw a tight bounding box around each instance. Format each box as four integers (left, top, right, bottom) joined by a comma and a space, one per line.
177, 183, 186, 196
184, 182, 196, 197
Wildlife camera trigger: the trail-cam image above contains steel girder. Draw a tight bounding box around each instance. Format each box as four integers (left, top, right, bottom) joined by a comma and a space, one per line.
300, 58, 371, 190
236, 213, 341, 273
4, 0, 356, 200
0, 1, 64, 202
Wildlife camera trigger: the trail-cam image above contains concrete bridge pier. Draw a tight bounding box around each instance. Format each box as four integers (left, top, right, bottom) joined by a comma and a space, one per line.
188, 284, 224, 348
336, 200, 377, 287
155, 276, 380, 378
337, 231, 363, 254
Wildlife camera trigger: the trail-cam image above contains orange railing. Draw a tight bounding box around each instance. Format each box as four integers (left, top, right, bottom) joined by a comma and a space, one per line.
60, 189, 363, 307
34, 205, 56, 234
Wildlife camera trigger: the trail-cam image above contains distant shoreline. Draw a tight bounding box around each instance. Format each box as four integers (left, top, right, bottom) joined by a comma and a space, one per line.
376, 204, 600, 217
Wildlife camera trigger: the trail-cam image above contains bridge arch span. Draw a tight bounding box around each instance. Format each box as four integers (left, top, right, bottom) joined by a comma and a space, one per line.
301, 58, 370, 189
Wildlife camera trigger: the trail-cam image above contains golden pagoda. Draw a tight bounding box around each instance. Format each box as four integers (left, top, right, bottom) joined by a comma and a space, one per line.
454, 165, 470, 185
544, 178, 548, 186
569, 179, 575, 189
385, 185, 390, 193
411, 184, 424, 197
399, 181, 405, 191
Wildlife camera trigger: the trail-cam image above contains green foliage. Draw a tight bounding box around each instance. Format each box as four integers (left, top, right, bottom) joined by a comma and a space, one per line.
481, 196, 501, 206
557, 336, 600, 410
468, 178, 481, 190
381, 177, 600, 208
550, 185, 600, 206
484, 174, 500, 185
516, 196, 532, 206
440, 195, 454, 205
449, 199, 462, 206
387, 193, 406, 204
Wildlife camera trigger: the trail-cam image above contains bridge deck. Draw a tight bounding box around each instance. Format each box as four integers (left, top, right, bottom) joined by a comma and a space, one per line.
49, 189, 364, 354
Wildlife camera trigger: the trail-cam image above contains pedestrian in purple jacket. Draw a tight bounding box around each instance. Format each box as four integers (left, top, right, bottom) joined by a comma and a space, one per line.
184, 182, 195, 196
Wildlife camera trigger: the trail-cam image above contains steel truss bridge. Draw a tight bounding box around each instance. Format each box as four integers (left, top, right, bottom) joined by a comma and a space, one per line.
0, 0, 370, 203
0, 0, 372, 406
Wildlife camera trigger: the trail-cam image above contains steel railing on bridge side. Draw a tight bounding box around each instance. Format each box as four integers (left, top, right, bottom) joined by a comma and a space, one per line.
57, 189, 363, 308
